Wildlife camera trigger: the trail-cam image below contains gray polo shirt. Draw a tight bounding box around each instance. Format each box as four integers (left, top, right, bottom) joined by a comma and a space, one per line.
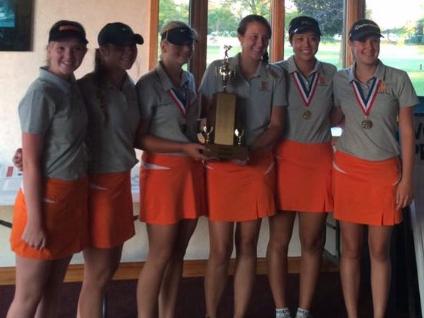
136, 62, 199, 143
274, 56, 336, 143
334, 60, 419, 160
19, 67, 87, 180
199, 53, 287, 146
78, 72, 140, 174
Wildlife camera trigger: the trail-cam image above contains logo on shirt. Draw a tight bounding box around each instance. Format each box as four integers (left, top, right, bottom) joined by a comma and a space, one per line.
318, 75, 328, 86
260, 81, 269, 91
377, 81, 388, 94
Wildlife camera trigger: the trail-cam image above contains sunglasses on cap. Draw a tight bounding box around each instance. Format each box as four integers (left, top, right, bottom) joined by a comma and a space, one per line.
161, 26, 196, 46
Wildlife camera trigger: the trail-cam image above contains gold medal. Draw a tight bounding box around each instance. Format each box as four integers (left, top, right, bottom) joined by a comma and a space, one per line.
197, 133, 206, 144
361, 119, 373, 129
303, 110, 312, 120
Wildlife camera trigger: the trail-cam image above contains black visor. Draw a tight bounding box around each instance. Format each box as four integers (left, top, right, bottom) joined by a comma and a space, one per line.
161, 26, 195, 45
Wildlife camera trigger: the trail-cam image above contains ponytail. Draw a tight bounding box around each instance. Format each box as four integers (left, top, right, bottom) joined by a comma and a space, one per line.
94, 48, 108, 122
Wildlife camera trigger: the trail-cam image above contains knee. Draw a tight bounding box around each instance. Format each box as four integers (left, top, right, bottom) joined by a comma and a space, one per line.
267, 237, 289, 256
83, 265, 117, 290
236, 237, 258, 258
147, 247, 173, 265
369, 245, 390, 263
300, 234, 325, 254
341, 244, 362, 261
210, 243, 233, 266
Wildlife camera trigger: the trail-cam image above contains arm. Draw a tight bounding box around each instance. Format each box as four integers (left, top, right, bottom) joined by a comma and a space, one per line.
134, 120, 206, 161
250, 106, 285, 152
396, 106, 415, 210
21, 133, 46, 249
330, 106, 345, 127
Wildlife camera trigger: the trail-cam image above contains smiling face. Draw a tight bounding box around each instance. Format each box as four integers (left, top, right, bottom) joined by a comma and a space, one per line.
161, 40, 194, 67
291, 31, 319, 63
349, 36, 380, 67
238, 21, 270, 62
100, 43, 138, 71
47, 39, 87, 79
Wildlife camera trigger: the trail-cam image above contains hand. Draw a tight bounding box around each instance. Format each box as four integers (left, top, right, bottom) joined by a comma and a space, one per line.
22, 221, 46, 250
182, 143, 207, 161
396, 178, 414, 210
12, 148, 23, 171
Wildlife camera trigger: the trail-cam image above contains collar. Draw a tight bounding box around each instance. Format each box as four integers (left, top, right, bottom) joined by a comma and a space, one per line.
156, 61, 190, 91
39, 67, 76, 94
230, 53, 268, 80
287, 56, 321, 77
348, 59, 384, 83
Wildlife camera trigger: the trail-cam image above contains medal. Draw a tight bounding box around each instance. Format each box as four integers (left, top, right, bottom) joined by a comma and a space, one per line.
361, 119, 373, 129
303, 110, 312, 120
292, 71, 319, 121
351, 77, 380, 130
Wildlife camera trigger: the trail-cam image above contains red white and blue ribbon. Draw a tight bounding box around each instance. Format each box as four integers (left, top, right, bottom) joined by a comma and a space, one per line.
292, 71, 319, 107
168, 88, 188, 116
351, 78, 380, 116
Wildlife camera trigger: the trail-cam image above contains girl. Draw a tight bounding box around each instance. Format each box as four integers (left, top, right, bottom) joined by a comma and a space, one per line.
135, 21, 206, 318
7, 20, 88, 318
333, 19, 417, 318
267, 16, 336, 318
199, 14, 286, 318
76, 22, 144, 318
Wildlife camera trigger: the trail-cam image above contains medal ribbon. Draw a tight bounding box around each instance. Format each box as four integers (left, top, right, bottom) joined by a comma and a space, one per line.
292, 72, 319, 107
351, 78, 380, 117
168, 87, 190, 117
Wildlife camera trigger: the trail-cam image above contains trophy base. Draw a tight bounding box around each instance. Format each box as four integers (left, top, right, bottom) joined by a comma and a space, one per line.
205, 144, 248, 161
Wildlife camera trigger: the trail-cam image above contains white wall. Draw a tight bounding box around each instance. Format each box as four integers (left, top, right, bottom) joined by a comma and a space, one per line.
0, 0, 151, 165
0, 0, 305, 268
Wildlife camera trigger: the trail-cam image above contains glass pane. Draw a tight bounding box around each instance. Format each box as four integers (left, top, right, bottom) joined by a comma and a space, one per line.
207, 0, 271, 66
284, 0, 344, 69
158, 0, 190, 62
366, 0, 424, 96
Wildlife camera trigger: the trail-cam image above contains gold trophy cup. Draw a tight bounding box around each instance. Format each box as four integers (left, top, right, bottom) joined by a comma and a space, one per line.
200, 45, 248, 160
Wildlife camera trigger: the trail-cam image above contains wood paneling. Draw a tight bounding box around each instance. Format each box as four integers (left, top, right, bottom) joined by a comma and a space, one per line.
189, 0, 208, 87
270, 0, 285, 62
0, 257, 338, 285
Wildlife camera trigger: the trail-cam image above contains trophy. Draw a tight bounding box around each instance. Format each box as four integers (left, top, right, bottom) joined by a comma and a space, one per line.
199, 45, 248, 160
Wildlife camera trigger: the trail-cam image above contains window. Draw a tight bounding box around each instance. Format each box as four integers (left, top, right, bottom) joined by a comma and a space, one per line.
284, 0, 344, 68
366, 0, 424, 95
207, 0, 271, 65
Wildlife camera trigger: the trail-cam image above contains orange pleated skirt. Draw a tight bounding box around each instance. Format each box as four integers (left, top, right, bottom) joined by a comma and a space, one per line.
333, 151, 402, 225
206, 152, 276, 222
88, 171, 135, 248
10, 177, 88, 260
140, 153, 206, 224
276, 140, 333, 213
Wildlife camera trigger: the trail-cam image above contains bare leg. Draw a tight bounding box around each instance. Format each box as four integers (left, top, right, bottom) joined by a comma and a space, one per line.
339, 222, 365, 318
368, 226, 393, 318
204, 221, 234, 318
137, 224, 179, 318
298, 212, 327, 310
35, 257, 72, 318
233, 219, 262, 318
159, 219, 197, 318
266, 212, 296, 309
7, 255, 71, 318
77, 245, 123, 318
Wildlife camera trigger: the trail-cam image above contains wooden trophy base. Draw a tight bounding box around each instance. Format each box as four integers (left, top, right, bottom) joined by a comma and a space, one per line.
205, 144, 248, 161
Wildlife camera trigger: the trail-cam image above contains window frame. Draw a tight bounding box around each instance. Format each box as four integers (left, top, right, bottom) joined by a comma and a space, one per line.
148, 0, 366, 81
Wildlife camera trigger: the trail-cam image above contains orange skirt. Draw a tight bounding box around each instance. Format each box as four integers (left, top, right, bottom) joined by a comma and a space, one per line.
333, 151, 402, 225
140, 153, 206, 224
276, 140, 333, 213
206, 152, 276, 222
10, 178, 88, 260
88, 171, 135, 248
